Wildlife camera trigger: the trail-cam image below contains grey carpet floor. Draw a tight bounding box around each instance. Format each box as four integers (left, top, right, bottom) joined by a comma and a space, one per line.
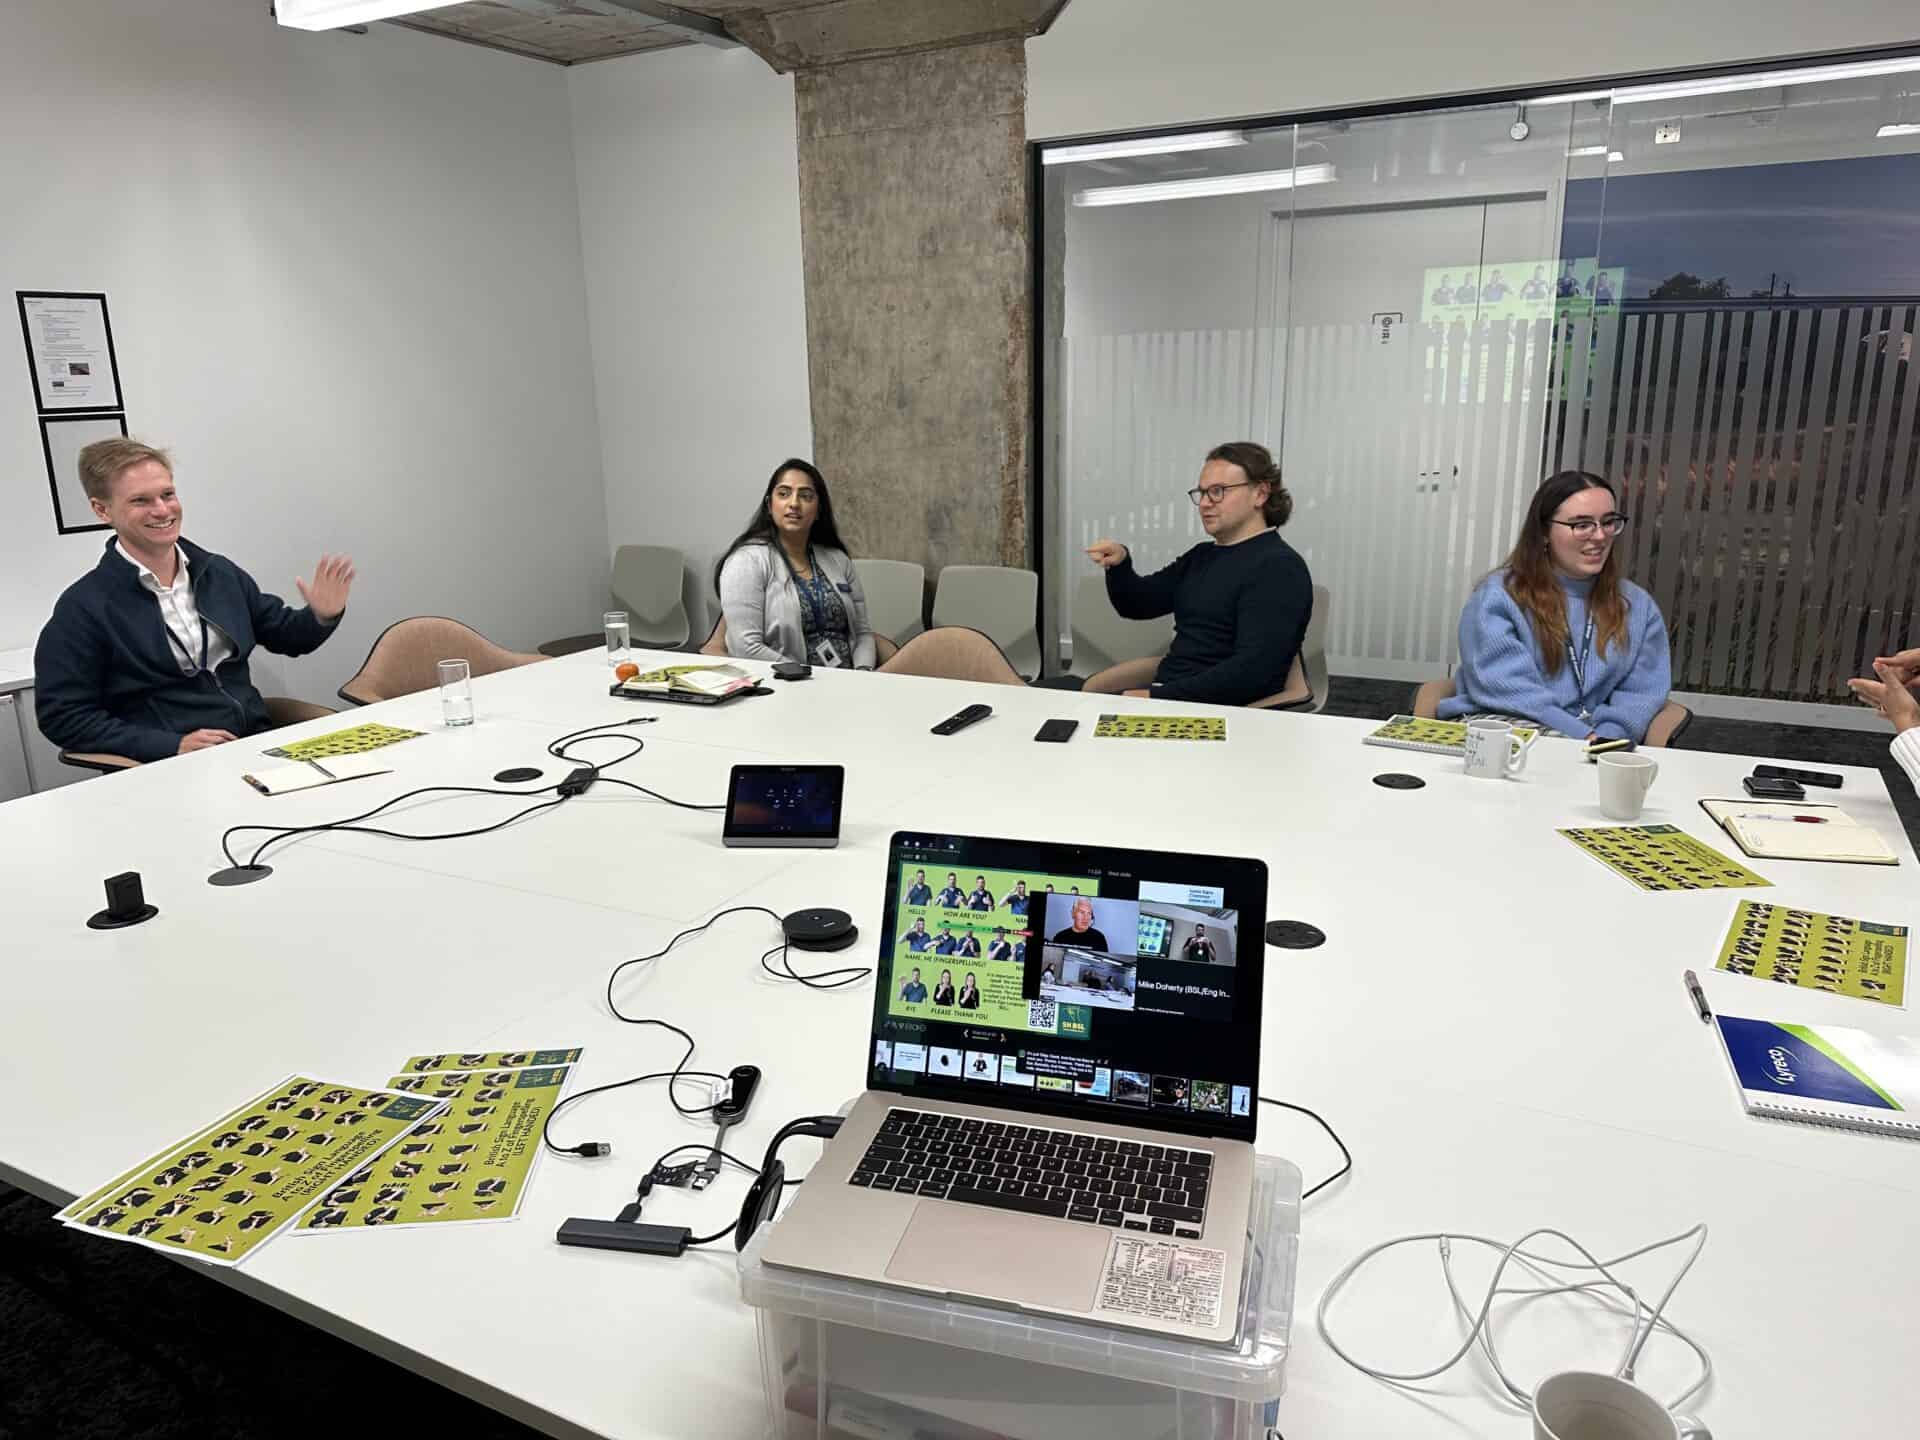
5, 676, 1911, 1438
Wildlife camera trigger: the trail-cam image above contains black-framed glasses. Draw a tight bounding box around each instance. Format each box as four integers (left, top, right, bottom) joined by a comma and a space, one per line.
1550, 513, 1629, 538
1187, 481, 1256, 506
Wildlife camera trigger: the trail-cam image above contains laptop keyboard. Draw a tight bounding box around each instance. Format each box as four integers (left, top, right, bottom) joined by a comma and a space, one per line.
848, 1107, 1210, 1238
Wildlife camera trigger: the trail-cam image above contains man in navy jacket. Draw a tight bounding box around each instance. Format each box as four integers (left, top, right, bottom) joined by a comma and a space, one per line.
35, 438, 355, 762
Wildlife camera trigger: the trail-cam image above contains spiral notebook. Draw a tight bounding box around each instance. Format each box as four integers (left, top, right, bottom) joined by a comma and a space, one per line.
1713, 1014, 1920, 1138
1362, 714, 1537, 755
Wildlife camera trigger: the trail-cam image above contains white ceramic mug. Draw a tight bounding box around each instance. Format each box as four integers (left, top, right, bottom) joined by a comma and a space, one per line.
1533, 1371, 1710, 1440
1598, 752, 1659, 820
1463, 718, 1532, 779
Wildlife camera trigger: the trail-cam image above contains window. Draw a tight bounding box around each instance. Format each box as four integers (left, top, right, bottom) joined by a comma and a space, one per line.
1037, 55, 1920, 704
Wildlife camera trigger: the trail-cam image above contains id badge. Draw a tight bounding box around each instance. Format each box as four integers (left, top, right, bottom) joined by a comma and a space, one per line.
815, 639, 843, 668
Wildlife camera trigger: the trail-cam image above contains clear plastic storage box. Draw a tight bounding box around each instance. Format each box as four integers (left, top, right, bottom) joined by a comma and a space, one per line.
737, 1154, 1301, 1440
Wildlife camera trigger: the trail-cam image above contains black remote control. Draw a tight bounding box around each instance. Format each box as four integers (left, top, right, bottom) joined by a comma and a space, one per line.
1752, 764, 1843, 790
932, 703, 993, 736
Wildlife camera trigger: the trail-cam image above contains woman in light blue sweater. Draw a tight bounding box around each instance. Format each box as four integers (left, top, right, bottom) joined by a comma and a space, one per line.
1439, 471, 1671, 742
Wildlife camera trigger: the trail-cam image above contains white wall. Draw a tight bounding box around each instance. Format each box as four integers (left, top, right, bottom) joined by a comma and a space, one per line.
0, 0, 608, 703
1029, 0, 1920, 139
568, 46, 812, 639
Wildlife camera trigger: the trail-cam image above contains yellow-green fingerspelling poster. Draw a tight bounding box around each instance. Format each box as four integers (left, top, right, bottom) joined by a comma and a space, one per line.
301, 1064, 572, 1231
1714, 900, 1907, 1006
58, 1076, 443, 1266
399, 1048, 583, 1074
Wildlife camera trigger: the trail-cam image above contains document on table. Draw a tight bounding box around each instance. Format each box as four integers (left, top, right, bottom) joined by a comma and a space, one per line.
1714, 900, 1906, 1007
57, 1076, 444, 1267
262, 723, 423, 761
300, 1052, 580, 1231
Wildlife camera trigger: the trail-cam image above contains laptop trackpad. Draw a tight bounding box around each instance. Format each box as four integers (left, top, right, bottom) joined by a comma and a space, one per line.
886, 1203, 1108, 1310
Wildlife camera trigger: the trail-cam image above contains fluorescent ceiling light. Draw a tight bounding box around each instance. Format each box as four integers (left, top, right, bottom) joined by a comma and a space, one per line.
1878, 123, 1920, 138
1613, 56, 1920, 106
1043, 130, 1249, 166
1567, 145, 1625, 160
1072, 163, 1336, 207
1531, 55, 1920, 108
274, 0, 463, 29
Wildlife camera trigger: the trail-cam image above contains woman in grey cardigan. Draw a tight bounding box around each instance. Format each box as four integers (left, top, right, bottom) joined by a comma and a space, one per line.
714, 459, 876, 669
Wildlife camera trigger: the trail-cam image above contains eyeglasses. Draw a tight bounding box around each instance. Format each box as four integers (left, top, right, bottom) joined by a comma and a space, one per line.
1187, 481, 1256, 505
1550, 513, 1630, 538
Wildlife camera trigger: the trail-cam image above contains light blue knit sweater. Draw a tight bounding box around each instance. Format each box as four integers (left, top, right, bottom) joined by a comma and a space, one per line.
1438, 571, 1672, 741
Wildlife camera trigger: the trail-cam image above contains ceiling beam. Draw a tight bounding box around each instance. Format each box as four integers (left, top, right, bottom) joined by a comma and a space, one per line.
725, 0, 1072, 74
491, 0, 738, 47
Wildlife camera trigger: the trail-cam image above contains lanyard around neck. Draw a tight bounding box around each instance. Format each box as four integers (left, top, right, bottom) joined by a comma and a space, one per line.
163, 615, 211, 675
1566, 614, 1596, 714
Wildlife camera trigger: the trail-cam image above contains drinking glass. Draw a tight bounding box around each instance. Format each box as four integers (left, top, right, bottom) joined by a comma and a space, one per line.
437, 658, 474, 727
604, 610, 631, 667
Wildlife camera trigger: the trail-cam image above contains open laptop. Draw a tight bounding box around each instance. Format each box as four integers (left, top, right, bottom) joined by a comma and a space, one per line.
760, 830, 1268, 1345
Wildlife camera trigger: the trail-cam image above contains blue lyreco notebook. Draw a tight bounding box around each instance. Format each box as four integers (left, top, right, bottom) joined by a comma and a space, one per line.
1714, 1015, 1920, 1138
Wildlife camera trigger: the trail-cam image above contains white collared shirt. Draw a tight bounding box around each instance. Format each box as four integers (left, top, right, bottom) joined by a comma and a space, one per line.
115, 540, 236, 675
1894, 729, 1920, 797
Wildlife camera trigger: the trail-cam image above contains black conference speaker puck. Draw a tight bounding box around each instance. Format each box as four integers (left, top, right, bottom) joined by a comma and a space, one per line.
784, 907, 858, 952
1265, 920, 1327, 950
1373, 772, 1426, 790
494, 767, 543, 783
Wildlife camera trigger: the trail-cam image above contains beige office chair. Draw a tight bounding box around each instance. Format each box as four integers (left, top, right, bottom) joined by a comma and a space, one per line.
854, 558, 927, 648
1411, 676, 1692, 747
931, 566, 1041, 680
877, 627, 1025, 686
1082, 584, 1330, 711
1069, 574, 1173, 678
1412, 678, 1453, 718
58, 696, 341, 774
699, 615, 898, 667
337, 617, 545, 706
610, 545, 691, 649
1082, 656, 1312, 710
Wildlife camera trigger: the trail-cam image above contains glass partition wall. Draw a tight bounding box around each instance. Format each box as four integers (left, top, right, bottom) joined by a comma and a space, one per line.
1037, 56, 1920, 706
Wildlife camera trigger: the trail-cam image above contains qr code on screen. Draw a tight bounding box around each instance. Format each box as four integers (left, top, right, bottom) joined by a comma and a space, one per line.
1026, 999, 1058, 1032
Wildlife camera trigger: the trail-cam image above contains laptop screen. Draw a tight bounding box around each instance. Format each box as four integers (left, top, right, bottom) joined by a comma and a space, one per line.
870, 831, 1267, 1141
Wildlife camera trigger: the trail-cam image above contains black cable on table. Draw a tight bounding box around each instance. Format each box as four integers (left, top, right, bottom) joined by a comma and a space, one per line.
219, 720, 721, 870
1258, 1096, 1352, 1200
543, 1066, 731, 1156
595, 777, 725, 811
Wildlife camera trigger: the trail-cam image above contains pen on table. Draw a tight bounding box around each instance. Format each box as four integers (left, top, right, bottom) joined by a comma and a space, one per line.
1683, 969, 1712, 1025
242, 773, 270, 795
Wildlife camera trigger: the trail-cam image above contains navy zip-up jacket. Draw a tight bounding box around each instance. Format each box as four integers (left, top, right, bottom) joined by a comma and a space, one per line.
34, 538, 340, 762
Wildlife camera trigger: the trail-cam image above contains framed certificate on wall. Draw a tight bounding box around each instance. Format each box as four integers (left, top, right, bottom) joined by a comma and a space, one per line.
17, 291, 124, 412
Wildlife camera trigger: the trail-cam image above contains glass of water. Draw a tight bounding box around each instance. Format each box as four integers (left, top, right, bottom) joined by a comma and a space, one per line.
437, 658, 474, 727
604, 610, 631, 666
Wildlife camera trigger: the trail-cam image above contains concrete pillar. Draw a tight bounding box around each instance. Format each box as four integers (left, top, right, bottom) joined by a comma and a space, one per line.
793, 40, 1031, 571
731, 1, 1070, 575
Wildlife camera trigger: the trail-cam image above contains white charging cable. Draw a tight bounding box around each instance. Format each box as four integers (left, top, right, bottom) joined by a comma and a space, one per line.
1316, 1224, 1712, 1411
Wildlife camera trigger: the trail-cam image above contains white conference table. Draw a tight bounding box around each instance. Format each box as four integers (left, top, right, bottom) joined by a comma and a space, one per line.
3, 647, 1917, 1438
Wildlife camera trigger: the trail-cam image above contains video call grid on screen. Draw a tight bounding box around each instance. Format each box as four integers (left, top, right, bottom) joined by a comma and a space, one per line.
871, 835, 1264, 1138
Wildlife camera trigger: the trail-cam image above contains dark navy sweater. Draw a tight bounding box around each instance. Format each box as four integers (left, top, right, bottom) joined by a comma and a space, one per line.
35, 538, 340, 762
1105, 530, 1314, 705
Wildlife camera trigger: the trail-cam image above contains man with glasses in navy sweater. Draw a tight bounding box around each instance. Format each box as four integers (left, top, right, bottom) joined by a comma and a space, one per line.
35, 438, 355, 762
1086, 442, 1313, 706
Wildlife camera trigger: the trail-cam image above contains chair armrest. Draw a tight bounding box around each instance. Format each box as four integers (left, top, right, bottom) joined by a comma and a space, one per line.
1083, 656, 1162, 695
538, 633, 603, 658
1251, 656, 1313, 710
264, 696, 338, 727
60, 750, 141, 772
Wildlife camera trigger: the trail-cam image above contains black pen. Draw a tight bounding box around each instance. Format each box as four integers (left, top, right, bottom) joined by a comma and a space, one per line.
1683, 969, 1712, 1025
